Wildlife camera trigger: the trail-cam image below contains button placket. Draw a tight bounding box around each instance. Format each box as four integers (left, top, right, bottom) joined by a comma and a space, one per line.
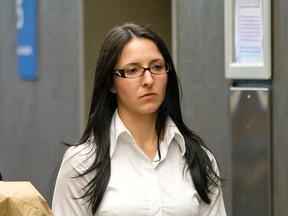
127, 135, 163, 215
141, 158, 163, 216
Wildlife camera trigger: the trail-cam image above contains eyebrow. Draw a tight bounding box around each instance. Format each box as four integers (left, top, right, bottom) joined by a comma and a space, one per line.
119, 59, 165, 68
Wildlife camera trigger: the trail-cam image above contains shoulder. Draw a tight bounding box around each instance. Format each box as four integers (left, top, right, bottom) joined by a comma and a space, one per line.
53, 140, 95, 215
60, 139, 96, 176
201, 146, 221, 175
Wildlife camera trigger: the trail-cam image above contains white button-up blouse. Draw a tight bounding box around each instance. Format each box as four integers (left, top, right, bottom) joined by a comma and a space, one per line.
52, 111, 226, 216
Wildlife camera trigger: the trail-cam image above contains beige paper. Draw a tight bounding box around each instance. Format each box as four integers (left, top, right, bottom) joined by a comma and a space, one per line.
0, 181, 54, 216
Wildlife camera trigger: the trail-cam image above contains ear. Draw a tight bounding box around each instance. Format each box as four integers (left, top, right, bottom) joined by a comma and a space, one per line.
110, 86, 117, 93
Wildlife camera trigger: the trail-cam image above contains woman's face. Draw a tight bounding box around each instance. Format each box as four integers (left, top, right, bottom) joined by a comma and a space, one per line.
112, 37, 168, 118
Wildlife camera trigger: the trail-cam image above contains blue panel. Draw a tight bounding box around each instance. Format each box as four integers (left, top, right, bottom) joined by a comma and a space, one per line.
17, 0, 37, 79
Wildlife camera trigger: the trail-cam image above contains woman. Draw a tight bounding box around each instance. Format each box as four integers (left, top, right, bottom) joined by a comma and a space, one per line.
52, 23, 226, 216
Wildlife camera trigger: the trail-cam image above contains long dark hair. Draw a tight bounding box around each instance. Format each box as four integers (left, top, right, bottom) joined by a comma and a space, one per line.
77, 23, 221, 214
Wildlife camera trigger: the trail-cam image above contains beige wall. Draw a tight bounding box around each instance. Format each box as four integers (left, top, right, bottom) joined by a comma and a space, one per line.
83, 0, 172, 123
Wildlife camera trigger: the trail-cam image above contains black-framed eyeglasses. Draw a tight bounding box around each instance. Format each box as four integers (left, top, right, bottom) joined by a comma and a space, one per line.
114, 61, 170, 79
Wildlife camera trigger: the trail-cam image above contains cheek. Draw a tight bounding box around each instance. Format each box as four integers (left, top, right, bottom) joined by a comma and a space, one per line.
113, 80, 136, 98
161, 76, 168, 93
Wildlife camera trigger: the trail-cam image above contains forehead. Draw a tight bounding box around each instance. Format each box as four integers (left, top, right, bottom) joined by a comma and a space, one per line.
116, 38, 163, 67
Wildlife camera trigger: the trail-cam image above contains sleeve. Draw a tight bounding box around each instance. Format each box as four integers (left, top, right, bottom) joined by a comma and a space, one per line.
198, 151, 227, 216
52, 145, 94, 216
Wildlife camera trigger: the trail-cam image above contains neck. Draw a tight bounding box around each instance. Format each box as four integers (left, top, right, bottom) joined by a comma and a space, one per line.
118, 111, 160, 160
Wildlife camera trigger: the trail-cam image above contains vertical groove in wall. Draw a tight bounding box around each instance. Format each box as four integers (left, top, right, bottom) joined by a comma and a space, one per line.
78, 1, 85, 133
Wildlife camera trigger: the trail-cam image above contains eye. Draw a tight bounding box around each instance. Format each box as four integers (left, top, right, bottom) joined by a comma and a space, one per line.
151, 62, 165, 72
124, 66, 141, 75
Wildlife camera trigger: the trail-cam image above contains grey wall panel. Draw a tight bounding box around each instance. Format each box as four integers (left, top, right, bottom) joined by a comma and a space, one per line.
0, 0, 82, 206
173, 0, 232, 214
272, 0, 288, 215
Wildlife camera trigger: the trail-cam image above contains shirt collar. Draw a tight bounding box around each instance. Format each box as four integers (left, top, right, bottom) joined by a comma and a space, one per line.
110, 110, 130, 157
163, 117, 186, 156
109, 110, 186, 157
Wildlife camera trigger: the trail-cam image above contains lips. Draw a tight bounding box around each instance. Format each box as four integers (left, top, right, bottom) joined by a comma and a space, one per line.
140, 92, 156, 98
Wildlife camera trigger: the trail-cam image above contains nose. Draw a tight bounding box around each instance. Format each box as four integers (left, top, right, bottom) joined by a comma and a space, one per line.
142, 67, 152, 74
141, 68, 154, 86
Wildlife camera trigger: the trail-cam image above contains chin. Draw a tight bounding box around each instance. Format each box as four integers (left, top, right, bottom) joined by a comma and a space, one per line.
140, 106, 160, 115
